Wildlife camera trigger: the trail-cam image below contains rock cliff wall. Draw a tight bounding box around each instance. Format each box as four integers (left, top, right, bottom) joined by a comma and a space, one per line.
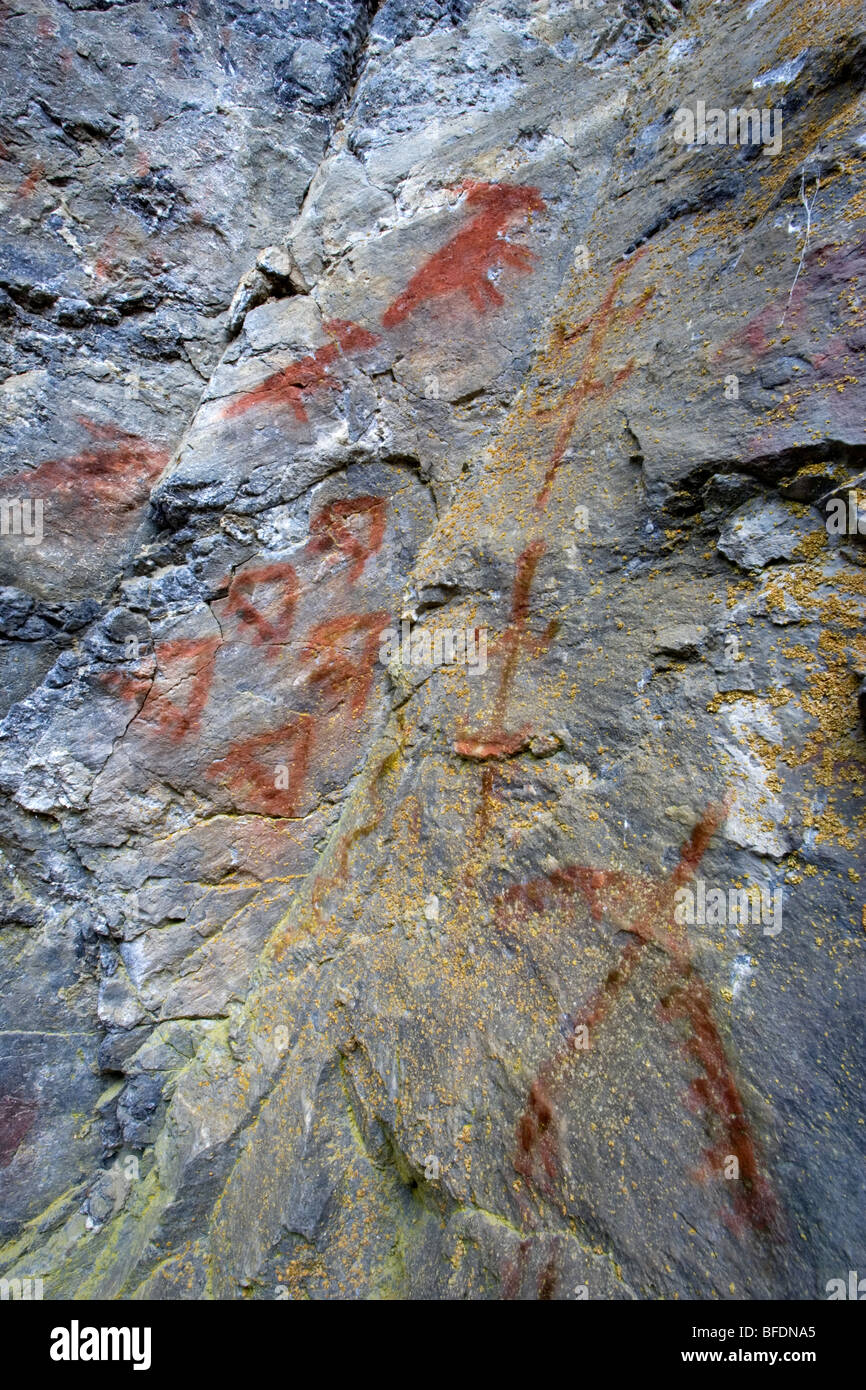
0, 0, 864, 1299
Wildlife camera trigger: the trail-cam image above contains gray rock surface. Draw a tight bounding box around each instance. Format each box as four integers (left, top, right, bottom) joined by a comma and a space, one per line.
0, 0, 864, 1300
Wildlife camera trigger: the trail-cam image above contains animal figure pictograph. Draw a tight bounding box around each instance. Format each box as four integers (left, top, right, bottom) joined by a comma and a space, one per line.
4, 418, 168, 518
220, 182, 546, 431
223, 319, 379, 422
383, 181, 546, 327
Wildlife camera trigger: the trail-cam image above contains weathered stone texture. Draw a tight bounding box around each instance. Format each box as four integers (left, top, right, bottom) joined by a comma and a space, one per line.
0, 0, 864, 1300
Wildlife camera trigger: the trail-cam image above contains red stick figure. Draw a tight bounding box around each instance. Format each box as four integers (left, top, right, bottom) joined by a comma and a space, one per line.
535, 248, 654, 508
455, 540, 557, 758
506, 798, 780, 1237
382, 181, 546, 328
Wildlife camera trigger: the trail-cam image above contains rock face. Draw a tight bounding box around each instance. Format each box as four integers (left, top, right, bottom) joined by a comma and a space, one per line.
0, 0, 864, 1301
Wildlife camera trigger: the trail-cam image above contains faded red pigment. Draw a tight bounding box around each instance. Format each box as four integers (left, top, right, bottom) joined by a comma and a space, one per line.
206, 718, 315, 817
382, 181, 546, 328
4, 418, 167, 513
208, 610, 389, 816
136, 636, 221, 743
306, 495, 387, 581
717, 236, 866, 361
502, 799, 780, 1238
222, 319, 379, 422
300, 610, 390, 718
536, 247, 654, 508
223, 561, 299, 648
0, 1095, 37, 1167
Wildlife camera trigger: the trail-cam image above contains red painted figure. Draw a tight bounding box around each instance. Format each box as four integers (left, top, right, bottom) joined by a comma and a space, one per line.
222, 561, 299, 648
300, 611, 390, 718
536, 247, 654, 508
455, 540, 557, 758
206, 719, 315, 816
223, 319, 379, 422
208, 610, 389, 815
137, 636, 221, 742
383, 181, 546, 328
307, 496, 387, 581
3, 419, 167, 514
504, 798, 780, 1237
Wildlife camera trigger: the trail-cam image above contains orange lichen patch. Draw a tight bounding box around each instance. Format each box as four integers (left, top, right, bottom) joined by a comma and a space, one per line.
4, 418, 168, 513
222, 319, 379, 422
534, 248, 654, 508
223, 561, 299, 647
382, 181, 546, 328
763, 568, 866, 805
307, 495, 387, 581
137, 636, 221, 742
206, 719, 314, 816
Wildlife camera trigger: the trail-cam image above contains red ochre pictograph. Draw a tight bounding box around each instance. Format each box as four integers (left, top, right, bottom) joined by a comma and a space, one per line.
300, 610, 390, 719
455, 539, 557, 759
205, 719, 315, 817
0, 1094, 38, 1168
306, 495, 387, 582
220, 497, 387, 648
717, 236, 866, 362
207, 610, 389, 814
15, 158, 44, 200
102, 494, 390, 797
502, 797, 780, 1240
221, 183, 544, 428
4, 418, 168, 515
222, 318, 380, 422
501, 1238, 562, 1302
382, 181, 546, 328
136, 635, 221, 743
94, 229, 125, 282
535, 247, 654, 508
223, 560, 299, 648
